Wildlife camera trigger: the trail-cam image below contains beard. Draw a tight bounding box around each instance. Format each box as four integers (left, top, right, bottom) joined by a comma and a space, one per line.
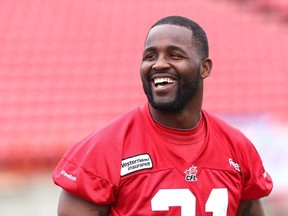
142, 74, 201, 112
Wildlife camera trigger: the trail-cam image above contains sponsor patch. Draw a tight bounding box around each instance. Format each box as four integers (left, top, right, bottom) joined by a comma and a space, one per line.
121, 154, 153, 176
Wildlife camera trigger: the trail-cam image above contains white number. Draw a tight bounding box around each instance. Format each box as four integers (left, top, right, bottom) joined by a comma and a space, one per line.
206, 188, 228, 216
151, 189, 195, 216
151, 188, 228, 216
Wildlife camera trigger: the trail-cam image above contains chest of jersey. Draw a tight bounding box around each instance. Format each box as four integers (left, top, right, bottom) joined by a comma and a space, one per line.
113, 137, 243, 215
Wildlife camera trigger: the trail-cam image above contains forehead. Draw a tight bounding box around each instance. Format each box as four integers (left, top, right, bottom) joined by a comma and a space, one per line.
145, 24, 193, 48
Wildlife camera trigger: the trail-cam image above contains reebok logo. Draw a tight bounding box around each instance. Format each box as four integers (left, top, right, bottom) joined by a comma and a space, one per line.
121, 154, 153, 176
61, 170, 77, 181
228, 158, 241, 172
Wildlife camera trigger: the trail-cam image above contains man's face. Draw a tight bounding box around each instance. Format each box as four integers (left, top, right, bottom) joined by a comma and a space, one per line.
140, 24, 203, 112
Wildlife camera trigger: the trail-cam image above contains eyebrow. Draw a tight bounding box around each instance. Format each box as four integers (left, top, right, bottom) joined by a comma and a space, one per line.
143, 45, 188, 53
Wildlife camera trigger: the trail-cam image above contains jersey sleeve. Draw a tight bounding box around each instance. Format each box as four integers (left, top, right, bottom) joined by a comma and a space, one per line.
239, 140, 273, 200
52, 131, 121, 204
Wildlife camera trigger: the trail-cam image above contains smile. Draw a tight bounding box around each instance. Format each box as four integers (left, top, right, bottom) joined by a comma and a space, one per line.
153, 77, 175, 87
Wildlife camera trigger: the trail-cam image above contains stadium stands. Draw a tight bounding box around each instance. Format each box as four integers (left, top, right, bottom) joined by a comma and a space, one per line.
231, 0, 288, 22
0, 0, 288, 168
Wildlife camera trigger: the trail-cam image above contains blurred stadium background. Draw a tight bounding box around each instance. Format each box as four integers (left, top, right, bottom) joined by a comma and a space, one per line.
0, 0, 288, 215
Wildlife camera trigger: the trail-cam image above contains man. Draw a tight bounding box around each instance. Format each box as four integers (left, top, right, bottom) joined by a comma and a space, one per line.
53, 16, 273, 215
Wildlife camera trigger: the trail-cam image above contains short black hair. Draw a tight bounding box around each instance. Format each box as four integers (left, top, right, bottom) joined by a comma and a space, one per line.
151, 16, 209, 59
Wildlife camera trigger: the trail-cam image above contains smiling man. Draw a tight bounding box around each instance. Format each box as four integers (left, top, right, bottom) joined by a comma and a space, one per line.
141, 22, 209, 128
53, 16, 273, 216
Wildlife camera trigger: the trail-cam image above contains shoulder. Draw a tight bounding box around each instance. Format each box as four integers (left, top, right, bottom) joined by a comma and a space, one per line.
59, 105, 148, 179
202, 110, 266, 173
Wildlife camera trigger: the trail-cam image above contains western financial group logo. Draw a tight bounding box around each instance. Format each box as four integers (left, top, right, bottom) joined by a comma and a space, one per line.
121, 153, 153, 176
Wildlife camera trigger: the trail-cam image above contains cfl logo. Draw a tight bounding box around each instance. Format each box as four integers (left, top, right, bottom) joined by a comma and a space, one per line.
184, 165, 198, 182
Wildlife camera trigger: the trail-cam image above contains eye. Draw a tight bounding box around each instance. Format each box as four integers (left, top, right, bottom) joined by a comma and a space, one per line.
170, 53, 183, 59
143, 53, 157, 61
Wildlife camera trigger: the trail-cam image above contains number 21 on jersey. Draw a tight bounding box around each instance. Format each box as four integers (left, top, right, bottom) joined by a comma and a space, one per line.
151, 188, 228, 216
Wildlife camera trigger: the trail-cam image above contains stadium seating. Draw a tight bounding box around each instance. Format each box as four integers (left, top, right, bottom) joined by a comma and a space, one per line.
0, 0, 288, 168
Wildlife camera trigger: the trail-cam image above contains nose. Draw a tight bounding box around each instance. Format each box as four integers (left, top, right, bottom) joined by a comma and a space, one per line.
152, 56, 170, 70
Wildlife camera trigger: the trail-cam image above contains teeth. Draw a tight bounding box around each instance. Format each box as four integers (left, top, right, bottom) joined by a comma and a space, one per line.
154, 78, 175, 85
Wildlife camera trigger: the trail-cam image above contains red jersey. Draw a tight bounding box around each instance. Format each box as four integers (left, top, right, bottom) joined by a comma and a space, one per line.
53, 103, 272, 215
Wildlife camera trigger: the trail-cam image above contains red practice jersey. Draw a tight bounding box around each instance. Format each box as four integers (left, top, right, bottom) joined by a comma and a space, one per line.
53, 103, 273, 215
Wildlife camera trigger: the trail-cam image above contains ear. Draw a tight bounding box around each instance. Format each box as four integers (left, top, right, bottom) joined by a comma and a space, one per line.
200, 58, 212, 79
